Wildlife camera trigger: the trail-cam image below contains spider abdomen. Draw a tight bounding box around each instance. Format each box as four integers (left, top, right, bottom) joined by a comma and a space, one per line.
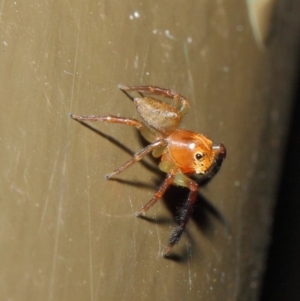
134, 97, 182, 136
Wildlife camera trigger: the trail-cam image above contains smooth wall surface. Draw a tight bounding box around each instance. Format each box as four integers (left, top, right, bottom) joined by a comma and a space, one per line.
0, 1, 299, 300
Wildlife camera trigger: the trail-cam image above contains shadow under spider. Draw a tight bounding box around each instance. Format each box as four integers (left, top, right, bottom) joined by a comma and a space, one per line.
72, 119, 159, 175
139, 176, 229, 262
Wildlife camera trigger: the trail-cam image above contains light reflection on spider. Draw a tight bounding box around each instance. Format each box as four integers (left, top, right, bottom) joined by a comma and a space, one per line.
70, 85, 226, 256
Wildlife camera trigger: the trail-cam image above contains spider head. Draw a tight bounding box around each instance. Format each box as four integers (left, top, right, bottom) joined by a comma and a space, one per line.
192, 147, 216, 175
194, 142, 226, 174
167, 130, 223, 175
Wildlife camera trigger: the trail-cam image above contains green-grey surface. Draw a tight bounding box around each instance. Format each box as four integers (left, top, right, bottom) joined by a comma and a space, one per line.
0, 1, 298, 300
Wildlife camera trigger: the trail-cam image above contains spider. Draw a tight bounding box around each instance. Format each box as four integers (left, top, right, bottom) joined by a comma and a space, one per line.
70, 85, 226, 256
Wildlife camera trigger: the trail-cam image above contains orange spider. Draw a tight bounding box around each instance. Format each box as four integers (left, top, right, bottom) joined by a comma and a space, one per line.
70, 85, 226, 256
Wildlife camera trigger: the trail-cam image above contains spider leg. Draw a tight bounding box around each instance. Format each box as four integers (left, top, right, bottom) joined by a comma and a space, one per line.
163, 175, 198, 256
105, 139, 166, 179
70, 113, 159, 143
136, 171, 176, 216
119, 87, 145, 101
206, 143, 227, 178
118, 84, 190, 115
69, 114, 144, 129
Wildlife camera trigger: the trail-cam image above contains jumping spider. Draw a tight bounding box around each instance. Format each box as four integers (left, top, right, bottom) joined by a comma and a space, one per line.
70, 85, 226, 256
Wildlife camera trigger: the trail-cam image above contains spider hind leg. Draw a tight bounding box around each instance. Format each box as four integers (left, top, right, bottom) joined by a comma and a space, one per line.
118, 84, 190, 115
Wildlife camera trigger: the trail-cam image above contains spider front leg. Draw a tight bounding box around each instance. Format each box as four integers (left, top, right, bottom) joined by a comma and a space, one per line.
204, 143, 227, 179
163, 173, 198, 256
118, 85, 190, 115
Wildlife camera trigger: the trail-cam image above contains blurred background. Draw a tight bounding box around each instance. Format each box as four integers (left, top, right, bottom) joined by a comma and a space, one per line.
260, 67, 300, 300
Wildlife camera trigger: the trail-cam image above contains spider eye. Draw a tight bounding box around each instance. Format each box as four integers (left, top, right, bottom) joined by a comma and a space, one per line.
195, 152, 203, 160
